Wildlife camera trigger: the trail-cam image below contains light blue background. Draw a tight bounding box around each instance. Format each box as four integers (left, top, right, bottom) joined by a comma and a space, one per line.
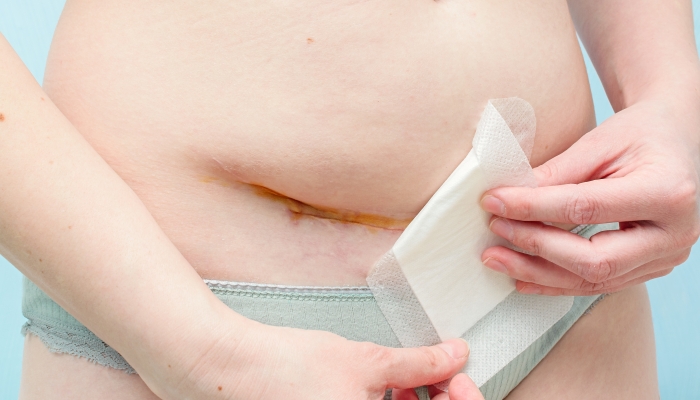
1, 1, 699, 398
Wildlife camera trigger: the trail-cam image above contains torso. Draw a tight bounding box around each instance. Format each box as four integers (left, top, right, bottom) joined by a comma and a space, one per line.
44, 0, 595, 285
23, 3, 659, 399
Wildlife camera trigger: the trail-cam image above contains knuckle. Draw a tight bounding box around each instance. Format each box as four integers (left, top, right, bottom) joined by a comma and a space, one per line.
362, 343, 393, 369
675, 250, 691, 266
573, 253, 616, 283
521, 234, 544, 256
517, 198, 534, 221
685, 222, 700, 247
422, 347, 442, 370
564, 191, 600, 225
538, 162, 555, 181
506, 192, 534, 220
537, 161, 559, 184
587, 258, 616, 283
669, 178, 698, 210
571, 279, 592, 291
658, 268, 674, 278
680, 249, 692, 264
671, 222, 700, 250
573, 276, 614, 293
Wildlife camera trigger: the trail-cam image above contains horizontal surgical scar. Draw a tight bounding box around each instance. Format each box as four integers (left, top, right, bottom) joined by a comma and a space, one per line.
250, 184, 411, 230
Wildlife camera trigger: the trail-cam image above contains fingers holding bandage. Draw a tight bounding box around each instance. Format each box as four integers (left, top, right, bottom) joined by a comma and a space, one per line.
478, 101, 700, 296
482, 238, 682, 296
480, 213, 691, 296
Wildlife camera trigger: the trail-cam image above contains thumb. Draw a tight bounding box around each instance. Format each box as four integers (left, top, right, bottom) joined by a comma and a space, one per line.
534, 124, 620, 187
438, 373, 484, 400
379, 339, 470, 390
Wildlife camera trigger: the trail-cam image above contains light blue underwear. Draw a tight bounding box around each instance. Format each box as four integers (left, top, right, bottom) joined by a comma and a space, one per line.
22, 223, 612, 400
22, 277, 603, 400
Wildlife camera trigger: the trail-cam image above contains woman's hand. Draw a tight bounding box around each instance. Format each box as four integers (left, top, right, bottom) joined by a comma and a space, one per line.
478, 92, 700, 296
144, 318, 471, 400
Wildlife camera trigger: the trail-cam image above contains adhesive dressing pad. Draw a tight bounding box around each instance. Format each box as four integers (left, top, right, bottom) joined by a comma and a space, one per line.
366, 98, 574, 387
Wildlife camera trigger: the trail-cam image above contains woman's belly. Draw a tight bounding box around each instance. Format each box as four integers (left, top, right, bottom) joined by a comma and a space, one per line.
43, 0, 595, 285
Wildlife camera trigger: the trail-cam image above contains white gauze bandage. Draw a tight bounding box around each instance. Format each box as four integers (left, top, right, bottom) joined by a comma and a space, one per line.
366, 98, 574, 387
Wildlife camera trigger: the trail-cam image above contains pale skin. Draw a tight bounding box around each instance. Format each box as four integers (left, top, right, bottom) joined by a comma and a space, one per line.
480, 0, 700, 298
0, 0, 696, 399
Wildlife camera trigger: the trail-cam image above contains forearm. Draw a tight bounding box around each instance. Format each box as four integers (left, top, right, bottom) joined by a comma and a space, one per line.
0, 34, 250, 382
568, 0, 700, 110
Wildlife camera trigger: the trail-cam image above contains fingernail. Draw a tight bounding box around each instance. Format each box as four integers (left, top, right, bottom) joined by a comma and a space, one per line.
481, 195, 505, 216
489, 218, 514, 241
483, 258, 508, 274
437, 338, 470, 359
519, 285, 542, 295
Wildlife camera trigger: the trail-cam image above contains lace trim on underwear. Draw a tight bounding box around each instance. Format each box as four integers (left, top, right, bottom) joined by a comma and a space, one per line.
204, 279, 375, 302
20, 282, 605, 382
19, 281, 377, 376
21, 319, 135, 374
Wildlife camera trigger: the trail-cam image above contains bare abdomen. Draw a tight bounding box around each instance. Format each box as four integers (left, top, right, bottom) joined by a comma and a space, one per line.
43, 0, 595, 285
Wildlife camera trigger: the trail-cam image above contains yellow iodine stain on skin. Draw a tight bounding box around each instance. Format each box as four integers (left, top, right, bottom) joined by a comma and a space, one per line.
250, 184, 412, 230
197, 175, 412, 230
199, 176, 232, 187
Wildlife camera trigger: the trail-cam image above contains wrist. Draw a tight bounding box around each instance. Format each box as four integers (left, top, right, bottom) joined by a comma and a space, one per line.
160, 312, 261, 400
618, 64, 700, 110
123, 293, 256, 398
169, 301, 256, 372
